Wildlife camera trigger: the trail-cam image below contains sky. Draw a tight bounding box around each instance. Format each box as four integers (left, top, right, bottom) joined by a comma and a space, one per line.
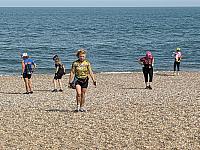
0, 0, 200, 7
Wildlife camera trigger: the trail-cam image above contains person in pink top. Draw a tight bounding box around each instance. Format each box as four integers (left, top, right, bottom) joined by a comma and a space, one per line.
173, 47, 182, 75
139, 51, 154, 89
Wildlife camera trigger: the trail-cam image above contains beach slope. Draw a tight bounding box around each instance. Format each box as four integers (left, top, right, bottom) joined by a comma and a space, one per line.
0, 72, 200, 149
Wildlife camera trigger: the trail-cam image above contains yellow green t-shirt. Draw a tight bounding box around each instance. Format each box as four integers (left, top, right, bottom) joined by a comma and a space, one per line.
71, 59, 91, 79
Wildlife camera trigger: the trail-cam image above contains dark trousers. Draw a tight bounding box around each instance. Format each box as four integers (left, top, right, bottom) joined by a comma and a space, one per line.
143, 67, 153, 83
174, 61, 180, 71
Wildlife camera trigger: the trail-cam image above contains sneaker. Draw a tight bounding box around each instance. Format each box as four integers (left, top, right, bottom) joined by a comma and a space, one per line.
74, 109, 79, 112
52, 89, 58, 92
79, 108, 87, 112
148, 85, 152, 90
59, 89, 63, 92
29, 91, 33, 94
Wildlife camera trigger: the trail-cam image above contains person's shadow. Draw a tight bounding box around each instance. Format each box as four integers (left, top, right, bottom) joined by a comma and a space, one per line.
34, 89, 52, 92
45, 109, 70, 112
121, 87, 144, 90
155, 73, 174, 76
0, 91, 22, 95
0, 89, 52, 95
45, 109, 92, 113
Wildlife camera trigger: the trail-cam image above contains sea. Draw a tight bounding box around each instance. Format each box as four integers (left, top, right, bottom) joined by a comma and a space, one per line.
0, 7, 200, 75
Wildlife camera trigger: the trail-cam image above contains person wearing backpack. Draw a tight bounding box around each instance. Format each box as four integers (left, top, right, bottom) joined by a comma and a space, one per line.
173, 47, 182, 75
52, 55, 66, 92
139, 51, 154, 89
21, 53, 36, 94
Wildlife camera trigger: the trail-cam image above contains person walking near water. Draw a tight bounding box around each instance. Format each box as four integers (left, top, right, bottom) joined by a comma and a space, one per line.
139, 51, 154, 89
52, 55, 66, 92
21, 53, 36, 94
173, 47, 182, 75
69, 49, 96, 112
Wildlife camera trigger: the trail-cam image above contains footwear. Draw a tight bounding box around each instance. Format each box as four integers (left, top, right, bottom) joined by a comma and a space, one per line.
23, 92, 29, 94
59, 89, 63, 92
79, 108, 87, 112
148, 85, 152, 90
74, 105, 80, 112
74, 109, 79, 112
29, 91, 33, 94
145, 86, 149, 89
52, 89, 58, 92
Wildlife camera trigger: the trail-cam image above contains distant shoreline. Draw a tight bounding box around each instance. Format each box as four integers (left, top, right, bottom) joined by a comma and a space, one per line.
0, 70, 200, 77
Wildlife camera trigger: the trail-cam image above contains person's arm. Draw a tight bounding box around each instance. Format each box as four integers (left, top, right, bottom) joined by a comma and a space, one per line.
63, 64, 66, 74
88, 63, 96, 86
21, 61, 25, 75
33, 63, 36, 71
69, 64, 75, 84
54, 64, 59, 75
55, 65, 59, 74
152, 58, 154, 67
31, 60, 36, 72
138, 57, 144, 65
180, 52, 183, 59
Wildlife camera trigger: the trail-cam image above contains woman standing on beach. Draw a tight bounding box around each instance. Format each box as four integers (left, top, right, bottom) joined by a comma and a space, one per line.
21, 53, 36, 94
52, 55, 66, 92
173, 47, 182, 75
139, 51, 154, 89
69, 49, 96, 112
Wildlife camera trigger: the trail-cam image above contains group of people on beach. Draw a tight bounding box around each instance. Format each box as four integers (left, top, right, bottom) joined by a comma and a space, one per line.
138, 47, 182, 89
21, 49, 96, 112
20, 47, 182, 112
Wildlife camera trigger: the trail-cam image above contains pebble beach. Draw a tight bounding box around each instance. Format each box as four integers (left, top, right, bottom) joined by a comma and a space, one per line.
0, 72, 200, 149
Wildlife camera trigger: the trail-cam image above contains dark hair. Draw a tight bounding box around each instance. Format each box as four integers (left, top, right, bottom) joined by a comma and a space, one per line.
53, 55, 59, 60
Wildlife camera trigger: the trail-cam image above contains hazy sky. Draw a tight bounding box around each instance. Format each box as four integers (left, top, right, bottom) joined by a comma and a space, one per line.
0, 0, 200, 7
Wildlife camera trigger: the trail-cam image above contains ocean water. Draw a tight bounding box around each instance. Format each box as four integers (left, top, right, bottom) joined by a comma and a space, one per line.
0, 7, 200, 75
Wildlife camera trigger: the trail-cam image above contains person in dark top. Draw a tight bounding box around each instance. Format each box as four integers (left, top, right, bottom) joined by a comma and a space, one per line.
52, 55, 66, 92
21, 53, 36, 94
139, 51, 154, 89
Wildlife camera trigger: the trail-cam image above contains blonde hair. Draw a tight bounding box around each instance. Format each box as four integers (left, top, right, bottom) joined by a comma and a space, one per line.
76, 48, 86, 57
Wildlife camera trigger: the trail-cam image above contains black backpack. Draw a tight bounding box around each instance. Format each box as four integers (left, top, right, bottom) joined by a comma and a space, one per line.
57, 64, 65, 75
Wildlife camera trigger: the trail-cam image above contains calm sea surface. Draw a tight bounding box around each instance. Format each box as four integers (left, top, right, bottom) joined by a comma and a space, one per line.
0, 7, 200, 75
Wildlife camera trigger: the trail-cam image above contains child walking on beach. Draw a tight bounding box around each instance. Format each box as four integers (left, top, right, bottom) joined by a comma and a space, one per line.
139, 51, 154, 89
69, 49, 96, 112
21, 53, 36, 94
173, 47, 182, 75
52, 55, 66, 92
